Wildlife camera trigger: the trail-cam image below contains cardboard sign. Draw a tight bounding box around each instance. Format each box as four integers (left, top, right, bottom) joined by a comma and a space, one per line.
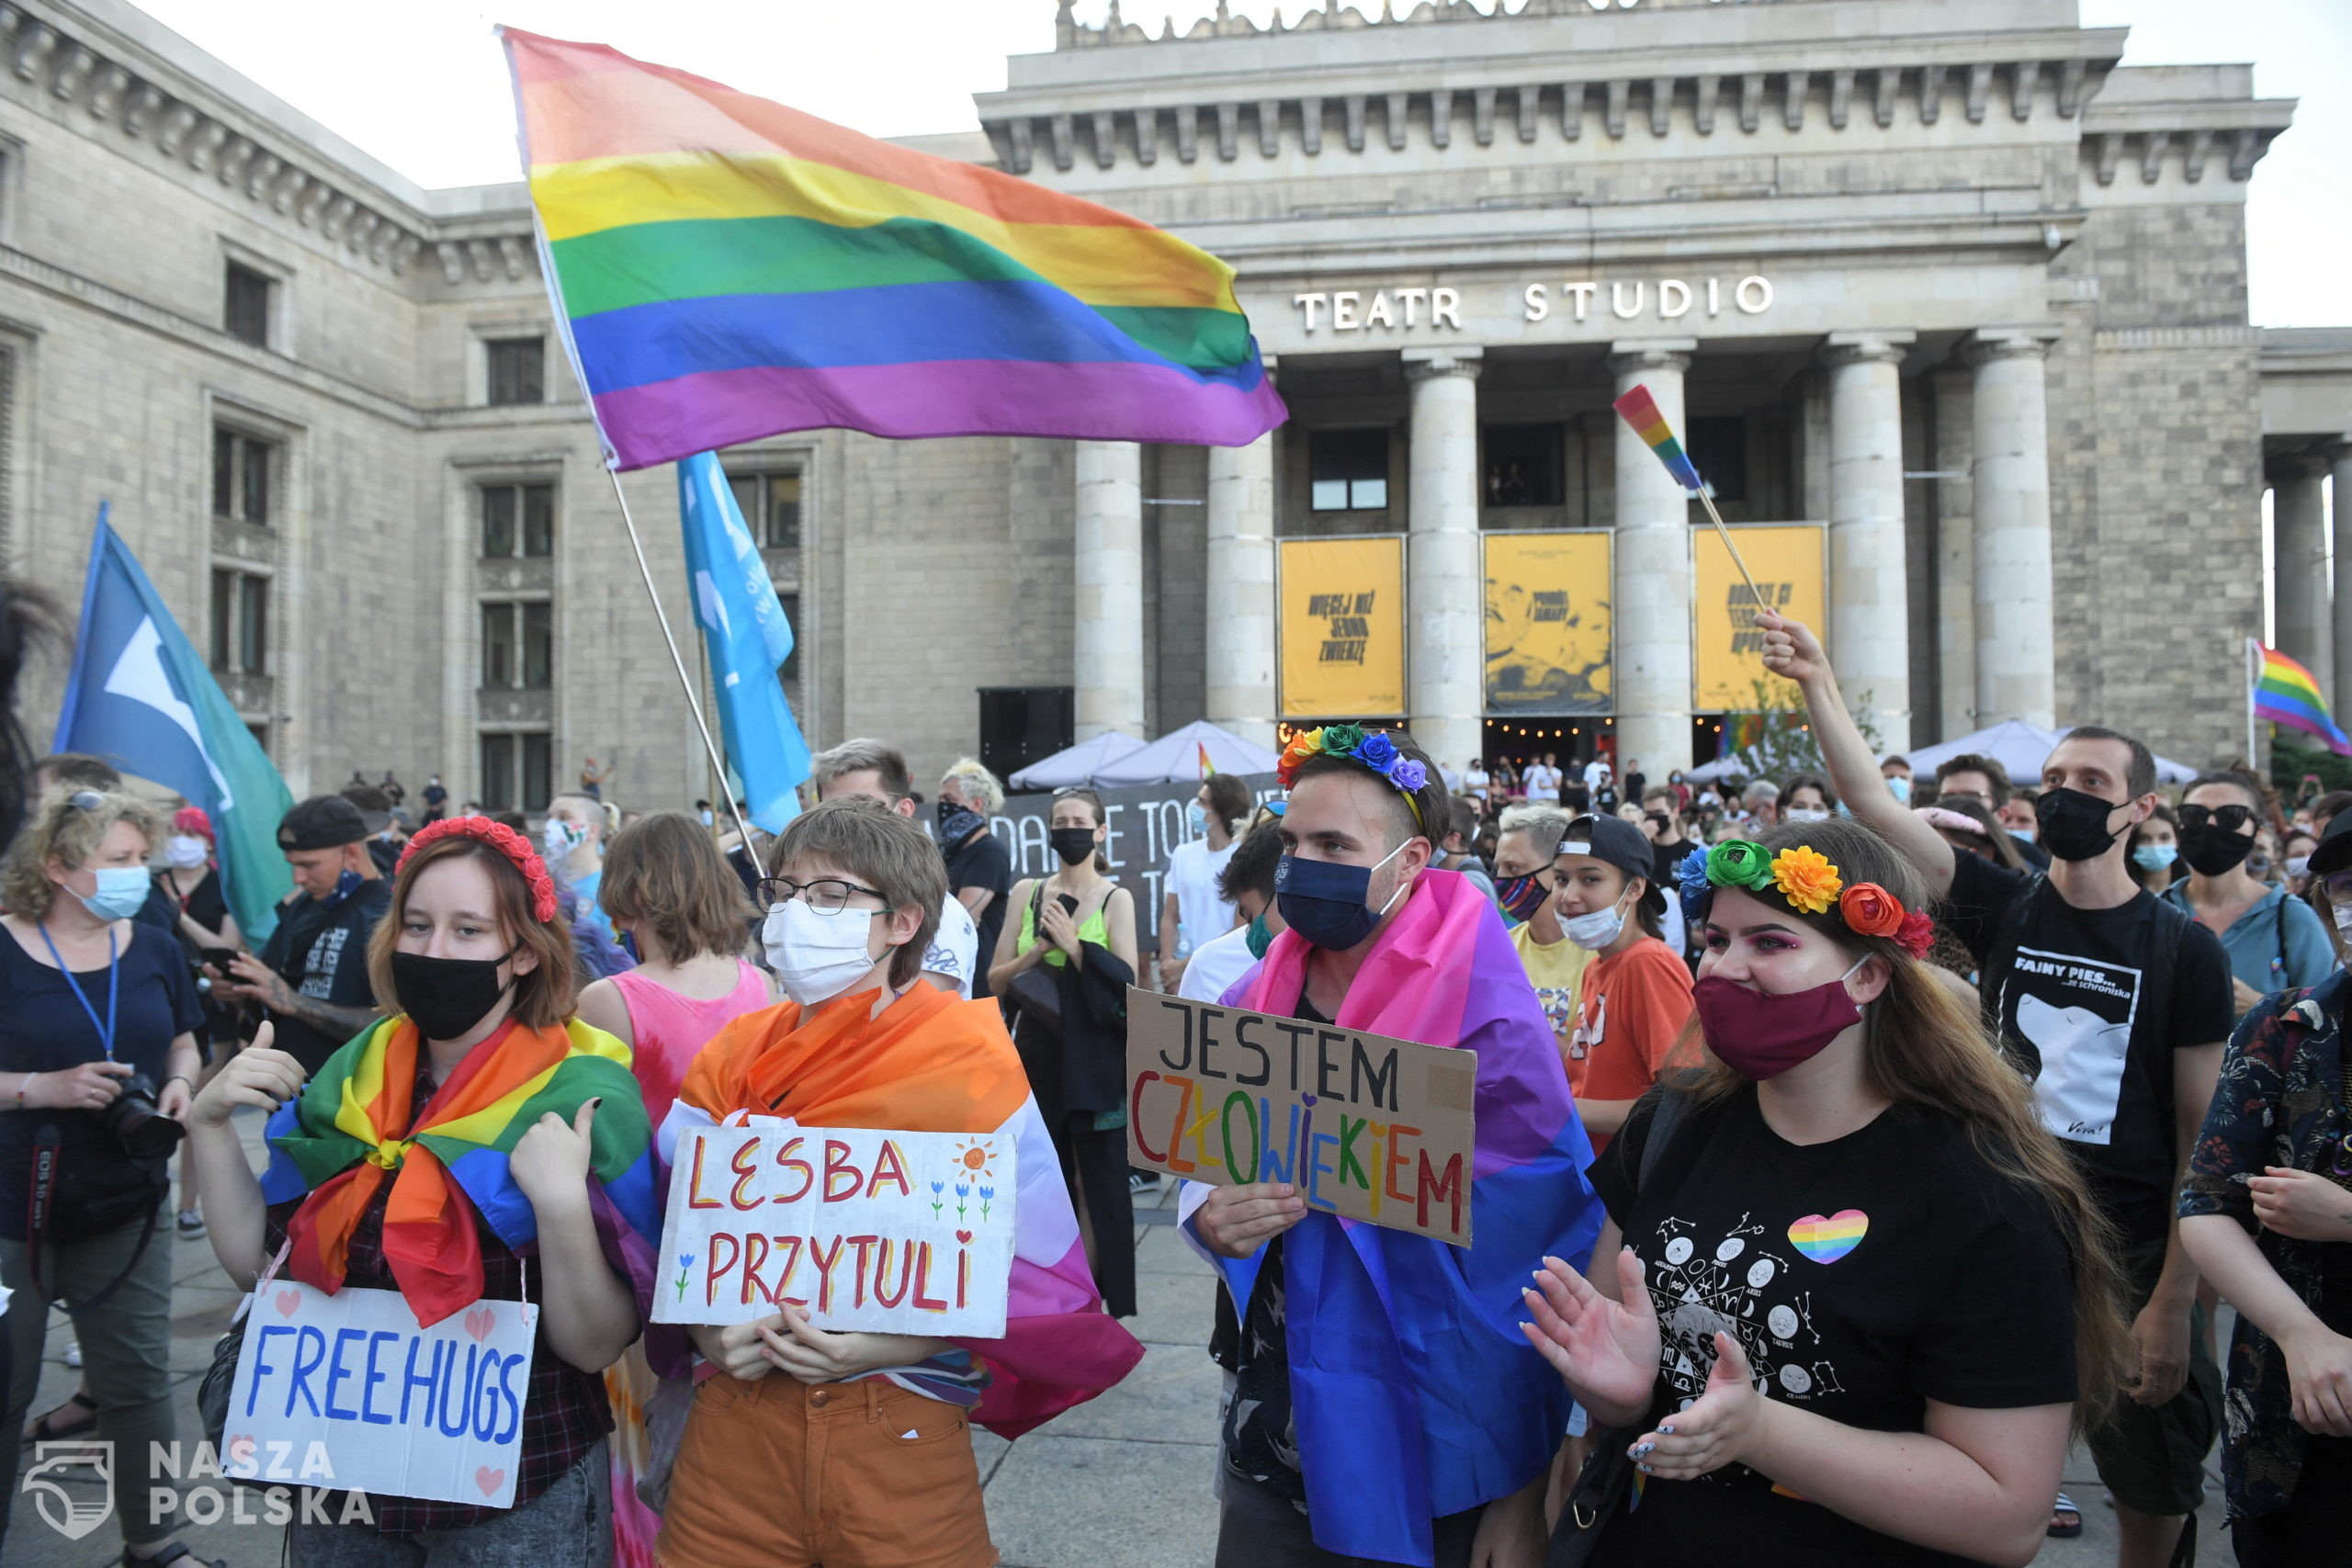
653, 1123, 1017, 1335
223, 1281, 537, 1508
1125, 988, 1478, 1245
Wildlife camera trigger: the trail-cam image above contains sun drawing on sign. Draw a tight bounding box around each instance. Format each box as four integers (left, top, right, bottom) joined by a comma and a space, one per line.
952, 1139, 999, 1182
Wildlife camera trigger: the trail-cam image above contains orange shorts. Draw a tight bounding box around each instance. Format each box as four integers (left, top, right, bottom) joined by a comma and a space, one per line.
656, 1374, 995, 1568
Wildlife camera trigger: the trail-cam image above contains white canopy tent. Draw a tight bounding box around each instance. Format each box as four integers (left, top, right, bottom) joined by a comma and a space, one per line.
1901, 720, 2196, 788
1089, 720, 1282, 787
1006, 730, 1145, 791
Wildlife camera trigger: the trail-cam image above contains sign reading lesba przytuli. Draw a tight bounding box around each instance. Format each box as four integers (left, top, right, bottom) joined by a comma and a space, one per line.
1125, 988, 1478, 1246
653, 1122, 1017, 1336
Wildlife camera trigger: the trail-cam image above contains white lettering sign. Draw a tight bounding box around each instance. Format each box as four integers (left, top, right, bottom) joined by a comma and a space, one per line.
1295, 276, 1773, 333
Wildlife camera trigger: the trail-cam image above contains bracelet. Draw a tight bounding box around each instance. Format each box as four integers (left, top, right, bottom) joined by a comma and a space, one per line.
12, 1074, 28, 1110
164, 1075, 195, 1094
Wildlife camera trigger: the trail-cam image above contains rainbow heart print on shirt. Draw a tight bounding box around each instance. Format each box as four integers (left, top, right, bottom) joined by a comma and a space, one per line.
1787, 1210, 1868, 1264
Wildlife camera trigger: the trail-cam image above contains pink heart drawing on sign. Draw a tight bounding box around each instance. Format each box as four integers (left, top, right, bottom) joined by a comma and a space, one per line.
474, 1466, 505, 1497
274, 1290, 300, 1318
463, 1306, 495, 1342
225, 1435, 255, 1471
956, 1230, 973, 1244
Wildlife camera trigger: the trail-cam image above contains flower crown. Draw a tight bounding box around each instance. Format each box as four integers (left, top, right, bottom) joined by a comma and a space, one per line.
1675, 840, 1934, 959
397, 815, 561, 924
1276, 725, 1427, 826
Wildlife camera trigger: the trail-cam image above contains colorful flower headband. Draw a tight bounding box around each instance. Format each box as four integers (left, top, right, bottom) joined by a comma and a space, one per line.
397, 815, 560, 924
1675, 840, 1934, 959
1276, 725, 1427, 826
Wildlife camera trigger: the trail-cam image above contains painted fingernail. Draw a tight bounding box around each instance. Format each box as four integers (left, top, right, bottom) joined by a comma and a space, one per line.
1657, 1424, 1675, 1435
1637, 1463, 1654, 1475
1541, 1256, 1564, 1269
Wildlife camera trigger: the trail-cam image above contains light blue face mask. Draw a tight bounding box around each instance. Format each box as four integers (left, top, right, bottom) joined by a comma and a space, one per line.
1885, 775, 1911, 805
77, 866, 153, 922
1186, 801, 1208, 837
2131, 842, 2177, 873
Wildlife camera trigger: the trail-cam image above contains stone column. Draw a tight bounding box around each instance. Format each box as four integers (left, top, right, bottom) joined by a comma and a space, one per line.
1404, 350, 1485, 771
1611, 340, 1698, 777
1204, 432, 1278, 749
1822, 331, 1916, 754
1074, 440, 1146, 739
2335, 440, 2352, 714
2272, 454, 2330, 705
1965, 331, 2057, 728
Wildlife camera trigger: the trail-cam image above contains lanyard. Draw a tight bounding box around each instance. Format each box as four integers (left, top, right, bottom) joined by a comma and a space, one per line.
39, 923, 119, 1062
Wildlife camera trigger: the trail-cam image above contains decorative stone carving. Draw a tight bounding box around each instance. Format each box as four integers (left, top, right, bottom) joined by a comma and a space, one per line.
87, 62, 127, 118
1965, 62, 1992, 123
1214, 101, 1238, 160
1515, 84, 1539, 143
1871, 67, 1896, 129
1091, 109, 1116, 168
51, 43, 92, 100
1343, 93, 1366, 152
1300, 96, 1322, 154
2010, 60, 2038, 121
124, 81, 164, 137
2092, 131, 2122, 186
1384, 90, 1407, 150
156, 102, 197, 153
1174, 104, 1197, 163
12, 20, 55, 82
2139, 130, 2168, 184
186, 119, 226, 171
498, 236, 527, 278
1047, 112, 1074, 171
2056, 59, 2087, 117
1560, 81, 1584, 141
1694, 73, 1718, 136
436, 243, 467, 285
1918, 64, 1945, 126
1738, 73, 1762, 133
1782, 72, 1807, 131
1135, 107, 1158, 164
1605, 78, 1629, 139
1430, 88, 1452, 149
2183, 128, 2212, 183
1828, 68, 1852, 130
1256, 98, 1280, 157
1647, 76, 1672, 137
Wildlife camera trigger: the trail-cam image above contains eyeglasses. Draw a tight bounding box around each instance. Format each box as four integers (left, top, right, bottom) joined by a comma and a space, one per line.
67, 790, 104, 812
2178, 804, 2255, 835
758, 874, 885, 915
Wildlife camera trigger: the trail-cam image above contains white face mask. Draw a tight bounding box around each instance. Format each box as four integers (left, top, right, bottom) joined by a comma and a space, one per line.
2335, 899, 2352, 938
544, 819, 585, 857
165, 835, 209, 869
1784, 807, 1830, 824
763, 898, 884, 1006
1562, 882, 1636, 952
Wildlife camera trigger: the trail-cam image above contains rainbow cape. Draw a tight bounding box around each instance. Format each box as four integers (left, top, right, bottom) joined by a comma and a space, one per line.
1189, 868, 1604, 1565
1612, 384, 1703, 491
665, 984, 1143, 1437
500, 29, 1287, 470
2256, 642, 2350, 755
261, 1017, 660, 1327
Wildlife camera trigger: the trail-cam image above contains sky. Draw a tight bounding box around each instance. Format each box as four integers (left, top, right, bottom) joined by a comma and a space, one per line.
130, 0, 2349, 327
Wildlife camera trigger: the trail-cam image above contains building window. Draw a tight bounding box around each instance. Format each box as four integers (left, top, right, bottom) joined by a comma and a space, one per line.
481, 601, 552, 689
777, 592, 800, 686
1483, 424, 1565, 507
480, 732, 553, 813
486, 338, 546, 407
209, 569, 267, 674
212, 428, 273, 525
1308, 430, 1388, 512
224, 263, 272, 348
1686, 417, 1747, 503
481, 482, 554, 558
727, 470, 802, 550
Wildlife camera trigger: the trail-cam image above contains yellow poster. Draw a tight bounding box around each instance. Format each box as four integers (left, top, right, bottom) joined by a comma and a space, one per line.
1483, 533, 1612, 716
1692, 525, 1827, 709
1277, 537, 1406, 718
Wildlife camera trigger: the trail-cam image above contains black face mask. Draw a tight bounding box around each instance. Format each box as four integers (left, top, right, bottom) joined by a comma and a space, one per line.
391, 948, 517, 1042
2035, 787, 2128, 863
1048, 827, 1097, 866
2179, 823, 2256, 877
937, 799, 986, 843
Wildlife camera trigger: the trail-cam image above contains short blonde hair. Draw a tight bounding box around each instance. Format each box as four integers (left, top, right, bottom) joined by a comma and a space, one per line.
1, 786, 163, 920
940, 758, 1003, 816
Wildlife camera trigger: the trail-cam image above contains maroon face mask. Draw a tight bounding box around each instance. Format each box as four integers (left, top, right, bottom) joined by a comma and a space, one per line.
1692, 957, 1868, 1080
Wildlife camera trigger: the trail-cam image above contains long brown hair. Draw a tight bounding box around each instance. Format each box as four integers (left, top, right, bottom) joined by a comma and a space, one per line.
1682, 817, 2130, 1432
367, 834, 576, 1032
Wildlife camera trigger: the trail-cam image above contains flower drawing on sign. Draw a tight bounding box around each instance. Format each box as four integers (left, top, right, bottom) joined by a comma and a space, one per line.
930, 1179, 945, 1218
673, 1251, 695, 1303
978, 1184, 996, 1223
956, 1181, 969, 1222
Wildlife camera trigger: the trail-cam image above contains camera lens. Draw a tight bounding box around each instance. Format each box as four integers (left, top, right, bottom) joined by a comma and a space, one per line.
102, 1074, 184, 1162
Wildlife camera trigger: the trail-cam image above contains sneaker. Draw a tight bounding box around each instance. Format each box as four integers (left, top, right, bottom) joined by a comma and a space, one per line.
62, 1340, 81, 1369
1127, 1171, 1162, 1196
175, 1209, 206, 1237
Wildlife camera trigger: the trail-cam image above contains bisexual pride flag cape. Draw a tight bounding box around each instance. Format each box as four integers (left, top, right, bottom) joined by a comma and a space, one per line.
1204, 868, 1605, 1566
262, 1017, 660, 1327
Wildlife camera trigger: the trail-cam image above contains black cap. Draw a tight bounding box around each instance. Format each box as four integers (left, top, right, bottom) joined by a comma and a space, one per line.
1556, 813, 1654, 883
2312, 811, 2352, 881
277, 795, 368, 851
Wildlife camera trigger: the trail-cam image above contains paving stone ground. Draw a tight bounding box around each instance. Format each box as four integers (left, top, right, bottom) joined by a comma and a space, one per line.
2, 1131, 2229, 1567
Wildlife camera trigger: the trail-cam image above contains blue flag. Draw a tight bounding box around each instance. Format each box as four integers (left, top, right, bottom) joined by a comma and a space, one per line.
676, 455, 809, 833
52, 508, 296, 942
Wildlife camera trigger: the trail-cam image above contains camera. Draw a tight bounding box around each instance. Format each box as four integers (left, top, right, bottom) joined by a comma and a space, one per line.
102, 1073, 185, 1162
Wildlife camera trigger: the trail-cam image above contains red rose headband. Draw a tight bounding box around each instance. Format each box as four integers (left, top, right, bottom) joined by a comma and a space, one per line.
396, 815, 560, 924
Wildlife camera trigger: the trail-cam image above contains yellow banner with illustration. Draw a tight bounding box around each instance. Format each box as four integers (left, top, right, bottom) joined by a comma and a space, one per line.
1691, 525, 1827, 710
1277, 536, 1407, 718
1482, 532, 1612, 716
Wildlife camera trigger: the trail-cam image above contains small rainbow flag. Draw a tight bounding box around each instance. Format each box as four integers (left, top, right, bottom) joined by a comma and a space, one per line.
1611, 385, 1703, 491
502, 29, 1286, 470
1197, 740, 1216, 778
2256, 642, 2351, 755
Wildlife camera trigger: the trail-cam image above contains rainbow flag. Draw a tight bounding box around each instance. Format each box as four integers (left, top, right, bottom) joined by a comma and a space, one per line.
1612, 384, 1703, 491
501, 29, 1286, 470
2256, 641, 2351, 755
1197, 740, 1216, 778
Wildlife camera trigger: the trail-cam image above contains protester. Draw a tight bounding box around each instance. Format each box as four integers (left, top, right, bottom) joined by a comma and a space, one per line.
1524, 750, 1564, 805
2312, 789, 2352, 840
1527, 817, 2129, 1565
1497, 804, 1589, 1055
988, 786, 1138, 1318
1181, 726, 1601, 1563
1780, 773, 1838, 821
1668, 768, 1693, 810
1587, 754, 1617, 815
2129, 801, 2180, 894
2283, 828, 2317, 897
938, 758, 1012, 998
0, 788, 206, 1562
1179, 821, 1283, 1007
1553, 813, 1691, 1150
1159, 773, 1251, 991
420, 772, 448, 824
656, 799, 1140, 1568
1642, 788, 1699, 878
578, 754, 614, 798
217, 795, 389, 1076
2163, 771, 2334, 1017
1739, 779, 1780, 829
1432, 795, 1498, 907
1464, 757, 1491, 806
1880, 752, 1913, 804
1621, 756, 1646, 807
1761, 608, 2228, 1564
341, 783, 401, 876
809, 740, 983, 996
188, 815, 655, 1562
545, 792, 618, 939
154, 806, 241, 1235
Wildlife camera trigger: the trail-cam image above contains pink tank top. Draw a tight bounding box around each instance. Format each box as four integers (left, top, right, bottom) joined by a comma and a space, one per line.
608, 961, 774, 1129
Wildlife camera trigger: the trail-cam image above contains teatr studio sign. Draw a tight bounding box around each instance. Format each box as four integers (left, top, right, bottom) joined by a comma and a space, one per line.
1291, 275, 1776, 333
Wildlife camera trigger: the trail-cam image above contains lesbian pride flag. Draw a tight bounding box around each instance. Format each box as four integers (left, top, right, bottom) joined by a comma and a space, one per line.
2256, 641, 2351, 755
502, 28, 1286, 470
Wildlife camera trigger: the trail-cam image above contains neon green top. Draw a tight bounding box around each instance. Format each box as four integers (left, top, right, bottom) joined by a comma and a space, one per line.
1017, 881, 1110, 968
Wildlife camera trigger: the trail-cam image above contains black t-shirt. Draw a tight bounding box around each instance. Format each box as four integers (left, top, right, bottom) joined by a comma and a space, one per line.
0, 919, 206, 1238
157, 867, 231, 940
944, 830, 1013, 1000
1652, 839, 1698, 887
1943, 853, 2233, 1245
255, 877, 393, 1074
1588, 1088, 2077, 1567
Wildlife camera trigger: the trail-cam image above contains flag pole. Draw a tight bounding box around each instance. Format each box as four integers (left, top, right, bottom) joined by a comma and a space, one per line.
1693, 486, 1767, 619
601, 466, 764, 863
2246, 637, 2261, 764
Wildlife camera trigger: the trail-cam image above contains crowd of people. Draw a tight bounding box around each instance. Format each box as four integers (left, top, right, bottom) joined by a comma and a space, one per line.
0, 624, 2347, 1565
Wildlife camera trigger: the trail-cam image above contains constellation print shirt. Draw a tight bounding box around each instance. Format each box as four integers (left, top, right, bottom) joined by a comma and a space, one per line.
1585, 1086, 2077, 1566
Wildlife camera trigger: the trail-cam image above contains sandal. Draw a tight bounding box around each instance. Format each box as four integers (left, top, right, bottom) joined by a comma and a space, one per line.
22, 1390, 96, 1444
2048, 1491, 2083, 1539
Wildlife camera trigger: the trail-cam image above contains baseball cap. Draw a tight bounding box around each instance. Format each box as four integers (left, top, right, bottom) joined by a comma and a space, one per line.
1555, 813, 1653, 882
2312, 811, 2352, 882
277, 795, 369, 851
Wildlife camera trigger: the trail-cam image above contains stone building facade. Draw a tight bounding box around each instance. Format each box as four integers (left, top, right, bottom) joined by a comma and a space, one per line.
0, 0, 2335, 814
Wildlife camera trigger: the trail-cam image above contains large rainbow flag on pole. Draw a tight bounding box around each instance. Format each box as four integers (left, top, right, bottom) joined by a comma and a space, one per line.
500, 29, 1286, 470
2255, 641, 2351, 755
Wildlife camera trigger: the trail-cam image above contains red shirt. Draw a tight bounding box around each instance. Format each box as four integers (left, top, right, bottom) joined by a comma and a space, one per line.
1566, 937, 1694, 1152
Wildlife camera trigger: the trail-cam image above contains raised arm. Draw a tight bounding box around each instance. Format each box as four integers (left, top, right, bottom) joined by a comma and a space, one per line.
1757, 609, 1955, 895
